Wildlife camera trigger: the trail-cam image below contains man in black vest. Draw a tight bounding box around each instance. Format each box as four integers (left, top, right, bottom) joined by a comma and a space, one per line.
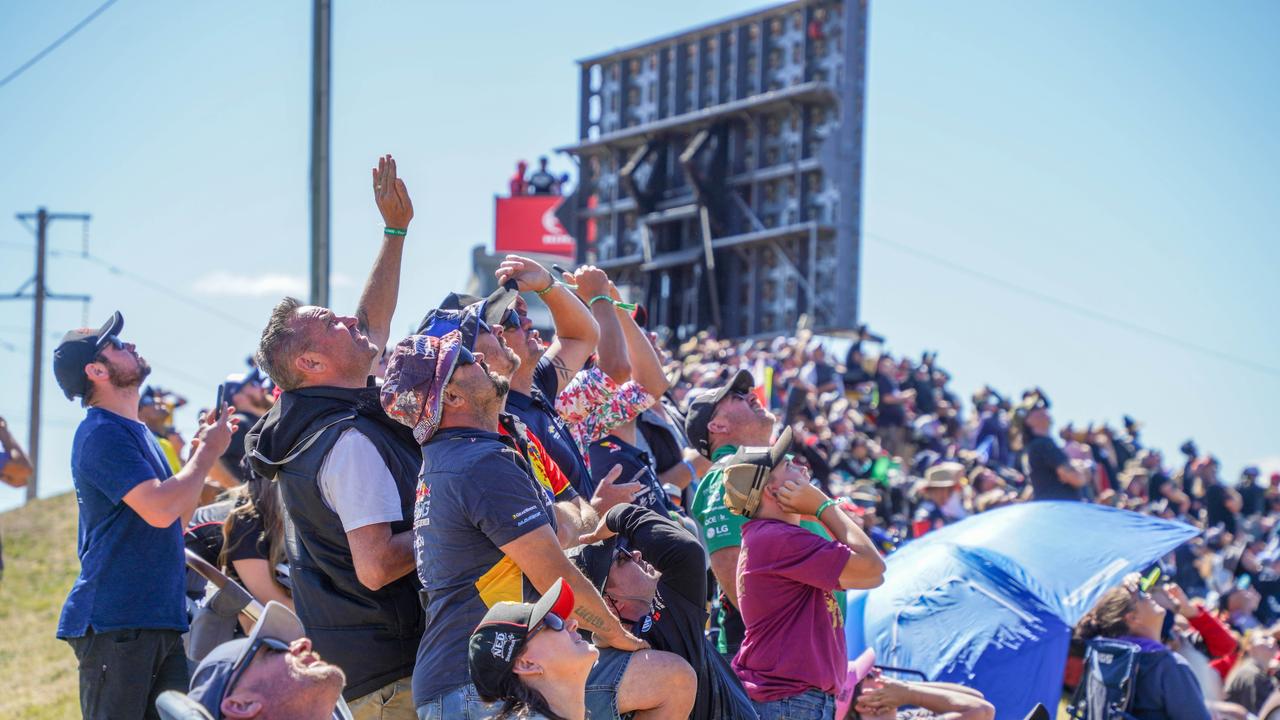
245, 155, 420, 719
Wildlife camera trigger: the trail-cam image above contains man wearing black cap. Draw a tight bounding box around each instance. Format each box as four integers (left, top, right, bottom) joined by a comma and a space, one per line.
245, 155, 422, 717
684, 369, 776, 658
575, 504, 756, 720
53, 310, 238, 719
1019, 391, 1085, 501
181, 600, 350, 719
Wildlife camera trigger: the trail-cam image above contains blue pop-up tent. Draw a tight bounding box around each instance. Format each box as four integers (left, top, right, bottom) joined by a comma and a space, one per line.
846, 502, 1198, 720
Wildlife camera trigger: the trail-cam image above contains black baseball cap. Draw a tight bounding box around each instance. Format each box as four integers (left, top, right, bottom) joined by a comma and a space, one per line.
570, 536, 627, 594
684, 369, 755, 458
721, 426, 794, 518
469, 578, 576, 700
52, 311, 124, 401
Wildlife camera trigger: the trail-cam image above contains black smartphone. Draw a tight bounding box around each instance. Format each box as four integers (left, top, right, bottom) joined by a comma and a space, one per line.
215, 383, 226, 416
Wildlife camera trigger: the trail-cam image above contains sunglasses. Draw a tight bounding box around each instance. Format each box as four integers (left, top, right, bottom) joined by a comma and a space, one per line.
224, 636, 291, 700
99, 335, 125, 351
527, 612, 566, 642
500, 308, 525, 332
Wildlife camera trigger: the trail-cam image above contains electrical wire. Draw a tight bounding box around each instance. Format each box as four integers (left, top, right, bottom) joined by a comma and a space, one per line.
51, 249, 262, 333
862, 231, 1280, 379
0, 0, 121, 90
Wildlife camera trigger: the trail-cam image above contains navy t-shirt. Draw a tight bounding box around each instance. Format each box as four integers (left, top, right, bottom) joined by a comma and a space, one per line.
505, 356, 595, 498
413, 427, 557, 705
589, 435, 678, 517
875, 373, 906, 427
58, 407, 188, 638
1025, 434, 1081, 501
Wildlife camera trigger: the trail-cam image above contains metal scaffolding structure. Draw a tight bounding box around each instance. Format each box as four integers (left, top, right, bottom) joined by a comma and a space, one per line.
557, 0, 869, 340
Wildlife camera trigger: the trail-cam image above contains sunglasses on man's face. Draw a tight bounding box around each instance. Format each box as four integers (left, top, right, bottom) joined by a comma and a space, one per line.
100, 335, 125, 351
500, 308, 525, 332
224, 636, 291, 699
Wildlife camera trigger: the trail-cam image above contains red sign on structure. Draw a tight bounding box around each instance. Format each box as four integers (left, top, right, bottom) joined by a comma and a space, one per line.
494, 196, 576, 258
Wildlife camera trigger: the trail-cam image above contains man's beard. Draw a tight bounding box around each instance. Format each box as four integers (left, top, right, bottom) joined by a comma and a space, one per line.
105, 355, 151, 389
489, 371, 510, 399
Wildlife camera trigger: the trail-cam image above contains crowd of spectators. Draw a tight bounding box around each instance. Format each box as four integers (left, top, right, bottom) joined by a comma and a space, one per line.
42, 154, 1278, 720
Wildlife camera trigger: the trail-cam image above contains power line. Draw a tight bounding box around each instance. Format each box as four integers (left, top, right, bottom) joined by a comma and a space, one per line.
863, 231, 1280, 379
0, 0, 120, 90
52, 249, 261, 334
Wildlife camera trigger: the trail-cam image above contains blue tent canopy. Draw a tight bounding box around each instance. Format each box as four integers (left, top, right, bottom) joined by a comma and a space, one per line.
847, 502, 1198, 720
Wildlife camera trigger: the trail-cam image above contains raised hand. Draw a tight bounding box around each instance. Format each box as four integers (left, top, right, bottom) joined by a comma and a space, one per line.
372, 154, 413, 230
577, 516, 618, 547
496, 255, 554, 293
562, 265, 610, 303
775, 477, 828, 516
589, 464, 643, 516
192, 404, 240, 459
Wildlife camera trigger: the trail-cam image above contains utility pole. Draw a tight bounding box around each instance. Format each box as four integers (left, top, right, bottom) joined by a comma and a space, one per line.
309, 0, 332, 307
3, 208, 92, 502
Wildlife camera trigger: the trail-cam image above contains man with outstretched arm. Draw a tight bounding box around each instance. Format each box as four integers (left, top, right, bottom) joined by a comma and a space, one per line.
245, 155, 422, 718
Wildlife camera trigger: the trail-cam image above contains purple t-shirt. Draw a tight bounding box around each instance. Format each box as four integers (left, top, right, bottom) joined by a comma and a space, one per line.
732, 518, 851, 702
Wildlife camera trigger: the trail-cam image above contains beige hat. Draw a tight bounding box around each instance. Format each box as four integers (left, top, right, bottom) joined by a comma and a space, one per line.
722, 427, 794, 518
919, 461, 964, 489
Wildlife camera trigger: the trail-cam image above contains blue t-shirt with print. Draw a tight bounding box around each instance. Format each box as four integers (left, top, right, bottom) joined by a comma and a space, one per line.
57, 407, 188, 638
412, 427, 558, 705
505, 356, 595, 498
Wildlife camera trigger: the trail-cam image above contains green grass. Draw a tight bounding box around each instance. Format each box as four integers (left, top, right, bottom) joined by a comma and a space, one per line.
0, 491, 81, 719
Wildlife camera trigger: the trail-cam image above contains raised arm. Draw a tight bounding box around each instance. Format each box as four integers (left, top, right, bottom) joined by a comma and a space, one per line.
124, 406, 237, 529
356, 154, 414, 363
570, 268, 629, 384
611, 282, 670, 399
778, 478, 886, 589
496, 255, 600, 395
501, 525, 646, 651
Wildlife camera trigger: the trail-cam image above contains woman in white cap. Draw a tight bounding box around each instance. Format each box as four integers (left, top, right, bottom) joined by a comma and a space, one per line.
466, 578, 598, 720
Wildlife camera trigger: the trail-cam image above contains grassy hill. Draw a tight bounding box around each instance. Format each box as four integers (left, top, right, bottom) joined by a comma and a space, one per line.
0, 491, 81, 719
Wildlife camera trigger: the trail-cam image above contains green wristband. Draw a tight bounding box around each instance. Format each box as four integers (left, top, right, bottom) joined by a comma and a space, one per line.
614, 301, 638, 311
535, 282, 558, 297
588, 295, 614, 307
383, 227, 407, 236
815, 499, 839, 519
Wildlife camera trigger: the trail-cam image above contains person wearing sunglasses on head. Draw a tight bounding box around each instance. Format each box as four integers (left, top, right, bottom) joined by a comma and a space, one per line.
1073, 574, 1210, 720
720, 427, 886, 720
52, 311, 239, 719
468, 578, 597, 720
177, 600, 350, 719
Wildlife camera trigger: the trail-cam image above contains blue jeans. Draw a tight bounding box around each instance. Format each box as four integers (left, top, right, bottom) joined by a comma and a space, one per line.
416, 682, 502, 720
585, 647, 634, 720
753, 688, 836, 720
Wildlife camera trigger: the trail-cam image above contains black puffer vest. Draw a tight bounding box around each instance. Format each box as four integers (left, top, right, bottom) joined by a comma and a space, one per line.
246, 384, 423, 700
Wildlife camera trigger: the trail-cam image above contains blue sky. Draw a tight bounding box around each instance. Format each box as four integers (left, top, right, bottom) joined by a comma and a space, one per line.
1, 1, 1276, 511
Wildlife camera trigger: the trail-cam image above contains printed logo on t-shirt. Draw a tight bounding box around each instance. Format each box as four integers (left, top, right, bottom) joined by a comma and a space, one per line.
513, 505, 544, 527
825, 591, 844, 631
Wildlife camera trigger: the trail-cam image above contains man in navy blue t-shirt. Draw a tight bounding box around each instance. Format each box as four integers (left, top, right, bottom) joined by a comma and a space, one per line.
493, 255, 606, 498
52, 311, 236, 719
